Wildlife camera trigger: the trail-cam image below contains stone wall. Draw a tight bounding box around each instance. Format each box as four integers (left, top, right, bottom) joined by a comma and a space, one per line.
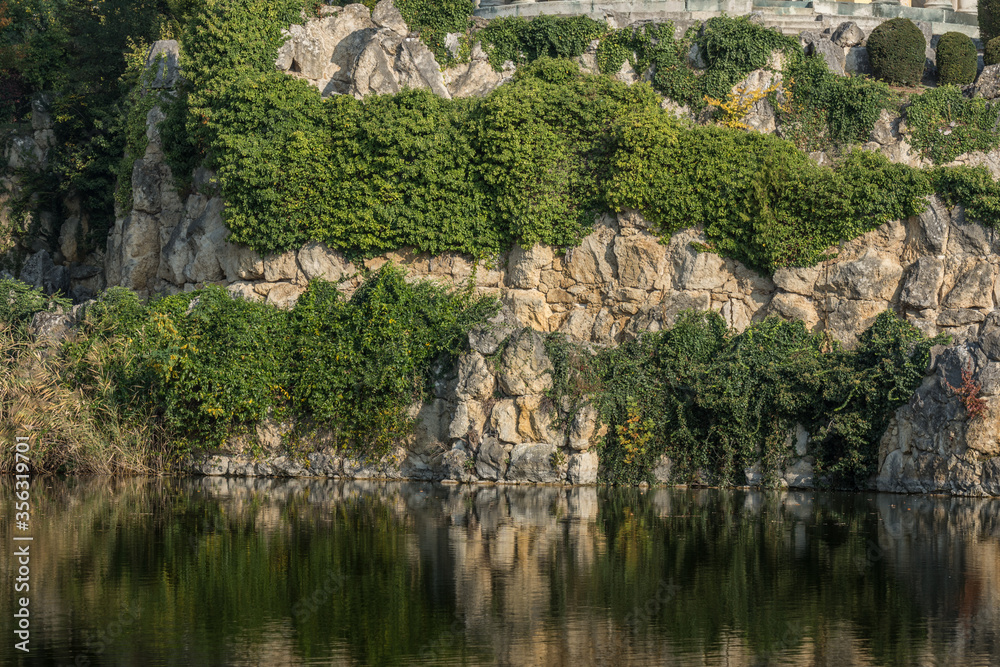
14, 2, 1000, 493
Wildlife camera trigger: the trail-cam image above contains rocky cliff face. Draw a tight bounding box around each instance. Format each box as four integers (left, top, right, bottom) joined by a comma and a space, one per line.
33, 2, 1000, 493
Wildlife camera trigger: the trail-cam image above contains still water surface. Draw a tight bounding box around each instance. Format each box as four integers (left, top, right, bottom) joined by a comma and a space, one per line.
2, 477, 999, 666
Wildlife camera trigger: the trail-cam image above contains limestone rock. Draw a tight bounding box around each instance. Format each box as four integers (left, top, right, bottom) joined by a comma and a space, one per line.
498, 329, 553, 396
106, 213, 160, 293
808, 38, 845, 76
943, 261, 995, 309
900, 257, 944, 309
653, 454, 673, 484
221, 243, 264, 282
783, 459, 815, 488
351, 29, 451, 99
832, 22, 865, 48
475, 436, 508, 481
263, 250, 301, 283
506, 443, 564, 483
507, 243, 553, 289
275, 5, 377, 96
19, 250, 69, 295
441, 447, 473, 482
565, 226, 617, 284
490, 399, 520, 444
614, 233, 668, 291
28, 310, 74, 343
410, 399, 450, 454
568, 404, 603, 451
297, 242, 355, 282
567, 451, 599, 484
146, 40, 180, 89
158, 196, 228, 285
817, 248, 902, 301
914, 196, 951, 254
265, 283, 303, 309
974, 64, 1000, 100
456, 351, 495, 400
505, 290, 552, 331
767, 292, 819, 330
772, 266, 820, 296
845, 46, 872, 76
371, 0, 408, 36
468, 306, 520, 355
449, 400, 488, 441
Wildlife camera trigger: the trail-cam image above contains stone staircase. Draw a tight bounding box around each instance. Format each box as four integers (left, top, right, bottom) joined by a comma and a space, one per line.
751, 1, 831, 36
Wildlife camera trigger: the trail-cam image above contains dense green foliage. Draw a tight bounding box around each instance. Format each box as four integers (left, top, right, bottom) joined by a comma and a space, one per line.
935, 32, 977, 86
603, 110, 931, 272
931, 165, 1000, 225
0, 0, 201, 251
987, 36, 1000, 66
169, 6, 660, 257
981, 0, 1000, 45
866, 18, 926, 86
591, 310, 946, 488
0, 276, 69, 327
781, 53, 894, 148
596, 17, 797, 112
65, 267, 497, 457
479, 15, 605, 71
906, 86, 1000, 164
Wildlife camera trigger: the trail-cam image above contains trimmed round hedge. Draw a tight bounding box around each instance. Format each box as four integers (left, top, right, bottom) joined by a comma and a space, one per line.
987, 36, 1000, 67
867, 18, 926, 86
981, 0, 1000, 45
936, 32, 977, 85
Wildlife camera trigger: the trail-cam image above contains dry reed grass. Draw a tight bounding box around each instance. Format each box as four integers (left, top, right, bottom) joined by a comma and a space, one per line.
0, 322, 168, 474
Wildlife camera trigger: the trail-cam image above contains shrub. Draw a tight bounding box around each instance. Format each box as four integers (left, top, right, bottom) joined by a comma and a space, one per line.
594, 310, 946, 487
0, 278, 70, 329
981, 0, 1000, 45
906, 85, 1000, 164
866, 18, 926, 86
479, 15, 605, 70
987, 36, 1000, 67
936, 32, 977, 86
781, 53, 893, 146
602, 109, 932, 272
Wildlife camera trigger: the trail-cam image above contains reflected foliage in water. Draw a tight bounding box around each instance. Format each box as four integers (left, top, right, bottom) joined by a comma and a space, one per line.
1, 478, 999, 666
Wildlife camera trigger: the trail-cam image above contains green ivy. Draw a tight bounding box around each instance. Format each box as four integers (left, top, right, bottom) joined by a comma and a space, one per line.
594, 310, 947, 488
781, 53, 894, 147
67, 267, 497, 459
905, 86, 1000, 165
602, 109, 932, 273
479, 15, 605, 71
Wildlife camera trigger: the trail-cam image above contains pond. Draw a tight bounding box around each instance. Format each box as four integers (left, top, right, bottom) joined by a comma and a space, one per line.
2, 478, 999, 666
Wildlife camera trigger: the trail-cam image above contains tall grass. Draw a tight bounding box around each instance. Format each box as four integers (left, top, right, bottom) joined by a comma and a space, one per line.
0, 322, 168, 474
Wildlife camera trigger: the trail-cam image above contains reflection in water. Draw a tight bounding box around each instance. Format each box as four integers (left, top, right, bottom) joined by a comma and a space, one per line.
1, 478, 999, 666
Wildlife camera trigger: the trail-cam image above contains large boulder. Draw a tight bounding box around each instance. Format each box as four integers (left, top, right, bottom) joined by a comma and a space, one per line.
498, 329, 554, 396
506, 442, 565, 483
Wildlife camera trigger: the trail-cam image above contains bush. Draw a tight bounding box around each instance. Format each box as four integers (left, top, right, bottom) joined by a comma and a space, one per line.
981, 0, 1000, 45
0, 278, 70, 329
936, 32, 977, 86
479, 15, 605, 70
594, 310, 946, 487
602, 109, 932, 272
986, 36, 1000, 66
68, 268, 498, 459
867, 18, 926, 86
906, 85, 1000, 164
782, 53, 893, 146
